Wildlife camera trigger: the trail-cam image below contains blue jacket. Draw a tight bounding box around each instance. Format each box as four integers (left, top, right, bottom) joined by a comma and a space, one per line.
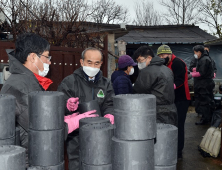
111, 70, 133, 95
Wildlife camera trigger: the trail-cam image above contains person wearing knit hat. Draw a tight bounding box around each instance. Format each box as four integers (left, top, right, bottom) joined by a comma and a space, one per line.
111, 55, 137, 95
157, 44, 190, 159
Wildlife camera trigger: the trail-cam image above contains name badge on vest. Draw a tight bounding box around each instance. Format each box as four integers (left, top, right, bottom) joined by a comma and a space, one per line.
97, 89, 105, 98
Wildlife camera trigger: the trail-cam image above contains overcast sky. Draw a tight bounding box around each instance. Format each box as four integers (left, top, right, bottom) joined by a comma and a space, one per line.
111, 0, 212, 34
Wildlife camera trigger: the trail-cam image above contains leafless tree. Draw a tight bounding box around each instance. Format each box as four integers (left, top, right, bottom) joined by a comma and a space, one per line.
133, 0, 162, 26
198, 0, 222, 37
0, 0, 106, 48
90, 0, 130, 24
159, 0, 201, 25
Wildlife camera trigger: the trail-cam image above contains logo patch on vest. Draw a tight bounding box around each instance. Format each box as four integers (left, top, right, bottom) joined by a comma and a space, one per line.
97, 89, 105, 98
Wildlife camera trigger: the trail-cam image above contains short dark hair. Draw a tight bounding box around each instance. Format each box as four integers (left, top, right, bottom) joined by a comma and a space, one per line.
193, 45, 204, 54
133, 46, 155, 60
204, 44, 210, 50
81, 47, 103, 61
15, 33, 50, 64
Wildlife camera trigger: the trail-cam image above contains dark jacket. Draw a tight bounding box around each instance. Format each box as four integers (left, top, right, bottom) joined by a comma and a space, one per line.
189, 51, 217, 74
133, 57, 177, 126
194, 52, 215, 96
111, 70, 132, 95
58, 67, 114, 116
168, 54, 190, 102
57, 67, 114, 169
0, 53, 44, 148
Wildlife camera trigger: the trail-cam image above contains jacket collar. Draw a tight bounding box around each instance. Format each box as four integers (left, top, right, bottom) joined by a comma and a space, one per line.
149, 57, 165, 66
34, 73, 53, 90
167, 54, 176, 68
7, 50, 40, 85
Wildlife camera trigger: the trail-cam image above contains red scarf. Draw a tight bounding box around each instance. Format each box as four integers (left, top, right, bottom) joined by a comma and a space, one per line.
34, 73, 53, 90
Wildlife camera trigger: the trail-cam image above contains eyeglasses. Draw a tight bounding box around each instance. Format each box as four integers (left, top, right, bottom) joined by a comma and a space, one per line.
136, 58, 147, 63
38, 54, 52, 61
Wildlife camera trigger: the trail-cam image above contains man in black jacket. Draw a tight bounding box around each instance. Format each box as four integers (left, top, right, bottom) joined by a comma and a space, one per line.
189, 45, 217, 76
0, 33, 97, 164
133, 46, 177, 126
57, 47, 114, 170
157, 45, 190, 159
190, 45, 215, 125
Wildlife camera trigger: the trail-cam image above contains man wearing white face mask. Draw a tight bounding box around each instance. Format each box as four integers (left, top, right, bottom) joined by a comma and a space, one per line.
1, 33, 98, 166
58, 47, 115, 169
133, 46, 177, 126
111, 55, 137, 95
190, 45, 215, 125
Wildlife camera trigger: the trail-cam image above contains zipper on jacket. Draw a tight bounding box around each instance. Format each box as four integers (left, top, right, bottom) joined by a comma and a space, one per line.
92, 87, 95, 100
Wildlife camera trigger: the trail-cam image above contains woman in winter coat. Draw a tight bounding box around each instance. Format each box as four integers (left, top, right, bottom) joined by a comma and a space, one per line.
111, 55, 137, 95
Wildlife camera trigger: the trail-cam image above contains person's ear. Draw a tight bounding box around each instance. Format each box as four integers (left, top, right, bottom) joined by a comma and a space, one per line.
27, 53, 36, 63
80, 59, 83, 67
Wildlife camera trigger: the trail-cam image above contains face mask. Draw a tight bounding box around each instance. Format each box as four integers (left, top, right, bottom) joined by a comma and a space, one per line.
35, 57, 49, 77
129, 67, 134, 75
83, 66, 100, 77
138, 59, 147, 70
164, 57, 170, 65
194, 54, 198, 59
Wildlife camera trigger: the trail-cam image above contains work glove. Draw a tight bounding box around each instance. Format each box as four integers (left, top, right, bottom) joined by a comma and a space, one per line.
64, 112, 78, 121
191, 72, 201, 78
213, 73, 216, 79
104, 114, 114, 124
192, 68, 196, 72
174, 84, 176, 89
67, 97, 79, 112
64, 110, 98, 134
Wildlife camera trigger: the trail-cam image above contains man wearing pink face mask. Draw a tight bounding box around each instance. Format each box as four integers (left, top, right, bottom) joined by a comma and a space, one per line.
58, 47, 114, 170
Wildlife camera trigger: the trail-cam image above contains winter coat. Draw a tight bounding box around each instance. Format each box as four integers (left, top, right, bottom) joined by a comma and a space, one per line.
57, 67, 115, 169
133, 57, 177, 126
58, 67, 114, 116
0, 53, 44, 148
167, 54, 190, 102
194, 51, 215, 104
111, 70, 132, 95
189, 52, 217, 74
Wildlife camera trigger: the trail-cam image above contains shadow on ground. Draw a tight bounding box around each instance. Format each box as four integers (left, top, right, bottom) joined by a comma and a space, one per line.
177, 107, 222, 170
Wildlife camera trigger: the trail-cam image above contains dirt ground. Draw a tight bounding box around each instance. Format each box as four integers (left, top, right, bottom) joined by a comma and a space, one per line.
177, 107, 222, 170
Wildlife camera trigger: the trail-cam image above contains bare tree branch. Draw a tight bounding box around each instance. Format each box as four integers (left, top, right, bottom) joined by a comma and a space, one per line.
133, 0, 162, 26
90, 0, 130, 24
198, 0, 222, 37
159, 0, 201, 25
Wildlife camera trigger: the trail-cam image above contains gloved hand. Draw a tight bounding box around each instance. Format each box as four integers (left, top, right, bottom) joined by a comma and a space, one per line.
174, 84, 176, 89
64, 110, 98, 134
67, 97, 79, 112
192, 68, 196, 72
104, 114, 114, 124
64, 112, 79, 121
213, 73, 216, 79
191, 72, 201, 78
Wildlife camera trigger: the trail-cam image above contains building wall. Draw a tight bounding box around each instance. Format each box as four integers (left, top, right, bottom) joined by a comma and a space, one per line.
107, 34, 116, 79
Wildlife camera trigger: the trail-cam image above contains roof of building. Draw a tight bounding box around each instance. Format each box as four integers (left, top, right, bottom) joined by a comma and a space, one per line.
115, 25, 217, 45
205, 38, 222, 45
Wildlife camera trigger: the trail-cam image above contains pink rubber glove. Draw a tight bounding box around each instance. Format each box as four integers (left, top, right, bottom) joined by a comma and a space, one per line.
104, 114, 114, 124
213, 73, 216, 79
64, 112, 79, 121
191, 72, 201, 78
174, 84, 176, 89
64, 110, 98, 134
192, 68, 196, 72
67, 97, 79, 112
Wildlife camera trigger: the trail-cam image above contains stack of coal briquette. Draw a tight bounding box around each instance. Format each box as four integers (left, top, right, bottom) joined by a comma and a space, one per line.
28, 91, 65, 170
154, 123, 178, 170
112, 94, 157, 170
